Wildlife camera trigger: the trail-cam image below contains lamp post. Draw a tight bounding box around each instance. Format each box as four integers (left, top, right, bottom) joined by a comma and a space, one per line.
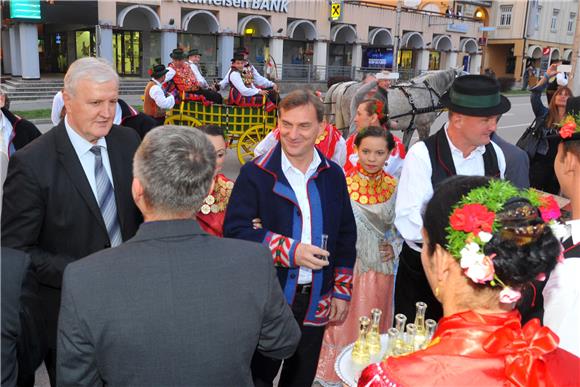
393, 0, 402, 72
571, 7, 580, 94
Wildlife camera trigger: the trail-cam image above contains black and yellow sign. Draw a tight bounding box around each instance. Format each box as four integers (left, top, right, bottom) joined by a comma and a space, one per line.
330, 1, 342, 21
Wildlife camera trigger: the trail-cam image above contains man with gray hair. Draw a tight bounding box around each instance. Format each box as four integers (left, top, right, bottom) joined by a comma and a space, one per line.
57, 126, 300, 386
1, 57, 141, 385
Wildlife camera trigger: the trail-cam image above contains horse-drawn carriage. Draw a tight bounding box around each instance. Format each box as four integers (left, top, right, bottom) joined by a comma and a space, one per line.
164, 97, 276, 164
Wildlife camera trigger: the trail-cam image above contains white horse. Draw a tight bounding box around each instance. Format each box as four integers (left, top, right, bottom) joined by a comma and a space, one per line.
326, 68, 463, 148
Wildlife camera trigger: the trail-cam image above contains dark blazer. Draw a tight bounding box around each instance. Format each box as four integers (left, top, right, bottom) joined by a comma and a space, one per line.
57, 219, 301, 386
1, 248, 30, 387
491, 133, 530, 189
1, 122, 142, 347
1, 107, 41, 152
118, 99, 158, 139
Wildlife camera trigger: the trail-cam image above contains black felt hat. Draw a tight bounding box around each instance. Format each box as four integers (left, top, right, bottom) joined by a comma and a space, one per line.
440, 75, 511, 116
169, 48, 186, 60
231, 53, 245, 62
149, 64, 169, 79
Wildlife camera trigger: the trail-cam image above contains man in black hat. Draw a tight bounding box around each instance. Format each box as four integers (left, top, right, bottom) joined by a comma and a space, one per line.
143, 64, 175, 126
226, 53, 276, 112
394, 75, 509, 322
186, 48, 223, 104
543, 96, 580, 357
219, 47, 278, 102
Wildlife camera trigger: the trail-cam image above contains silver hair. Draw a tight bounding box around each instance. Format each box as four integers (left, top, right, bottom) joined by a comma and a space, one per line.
64, 57, 119, 96
133, 126, 216, 216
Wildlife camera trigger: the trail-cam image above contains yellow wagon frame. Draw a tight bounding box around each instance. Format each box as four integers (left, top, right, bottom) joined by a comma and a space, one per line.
165, 98, 277, 164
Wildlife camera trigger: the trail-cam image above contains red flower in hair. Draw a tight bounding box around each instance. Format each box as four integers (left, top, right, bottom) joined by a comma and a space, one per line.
450, 204, 495, 234
538, 195, 561, 222
560, 122, 577, 139
373, 100, 385, 121
148, 69, 153, 76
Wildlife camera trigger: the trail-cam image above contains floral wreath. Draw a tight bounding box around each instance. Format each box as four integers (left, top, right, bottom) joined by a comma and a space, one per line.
371, 100, 385, 122
557, 112, 580, 139
445, 180, 562, 303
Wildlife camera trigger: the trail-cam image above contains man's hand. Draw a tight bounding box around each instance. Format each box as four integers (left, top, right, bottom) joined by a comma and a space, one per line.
258, 89, 269, 96
380, 241, 395, 262
294, 243, 329, 270
546, 63, 559, 78
329, 298, 349, 323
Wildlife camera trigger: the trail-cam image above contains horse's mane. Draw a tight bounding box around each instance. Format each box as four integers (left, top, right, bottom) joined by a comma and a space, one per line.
395, 68, 458, 91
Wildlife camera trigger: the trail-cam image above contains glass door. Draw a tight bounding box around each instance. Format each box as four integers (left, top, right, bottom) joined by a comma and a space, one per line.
113, 31, 142, 76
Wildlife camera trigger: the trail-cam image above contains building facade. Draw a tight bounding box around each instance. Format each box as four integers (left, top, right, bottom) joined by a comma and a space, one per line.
1, 0, 488, 81
483, 0, 578, 82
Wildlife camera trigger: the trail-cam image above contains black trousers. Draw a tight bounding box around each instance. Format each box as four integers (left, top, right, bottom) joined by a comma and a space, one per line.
251, 292, 325, 387
529, 137, 560, 195
394, 242, 443, 322
193, 88, 223, 104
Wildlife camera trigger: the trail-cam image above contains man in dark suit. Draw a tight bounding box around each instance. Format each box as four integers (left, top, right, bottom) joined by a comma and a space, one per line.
491, 132, 530, 189
57, 126, 300, 386
1, 57, 142, 386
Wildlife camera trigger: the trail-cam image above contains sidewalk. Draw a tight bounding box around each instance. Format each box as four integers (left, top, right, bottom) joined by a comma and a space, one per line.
10, 95, 145, 112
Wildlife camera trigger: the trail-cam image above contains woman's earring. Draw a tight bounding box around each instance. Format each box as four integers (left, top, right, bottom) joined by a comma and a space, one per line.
435, 287, 440, 298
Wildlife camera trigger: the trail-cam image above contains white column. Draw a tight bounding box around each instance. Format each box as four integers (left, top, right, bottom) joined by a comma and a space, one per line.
415, 49, 430, 73
2, 28, 12, 74
446, 51, 458, 70
218, 34, 234, 78
160, 30, 177, 66
352, 43, 362, 70
9, 26, 22, 77
19, 23, 40, 79
269, 37, 283, 81
313, 41, 328, 81
470, 53, 482, 74
98, 26, 114, 64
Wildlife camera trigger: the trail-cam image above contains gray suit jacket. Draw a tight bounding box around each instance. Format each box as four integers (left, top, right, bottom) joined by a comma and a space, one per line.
57, 220, 300, 387
491, 133, 530, 189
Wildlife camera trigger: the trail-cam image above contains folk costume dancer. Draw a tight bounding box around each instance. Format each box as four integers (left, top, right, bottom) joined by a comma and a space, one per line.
143, 64, 175, 126
394, 75, 508, 323
227, 53, 276, 112
187, 49, 223, 104
166, 48, 210, 106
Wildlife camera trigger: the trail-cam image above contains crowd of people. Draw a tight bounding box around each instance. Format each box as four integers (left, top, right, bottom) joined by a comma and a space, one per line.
0, 54, 579, 387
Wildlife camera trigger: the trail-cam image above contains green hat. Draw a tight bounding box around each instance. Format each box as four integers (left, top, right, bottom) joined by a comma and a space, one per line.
440, 75, 511, 116
149, 64, 169, 79
170, 48, 186, 60
188, 49, 202, 57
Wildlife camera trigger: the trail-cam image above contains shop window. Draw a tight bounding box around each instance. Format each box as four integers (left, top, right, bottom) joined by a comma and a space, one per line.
428, 51, 440, 70
499, 5, 513, 27
568, 13, 575, 34
179, 34, 218, 77
551, 9, 560, 32
76, 31, 94, 59
398, 50, 413, 69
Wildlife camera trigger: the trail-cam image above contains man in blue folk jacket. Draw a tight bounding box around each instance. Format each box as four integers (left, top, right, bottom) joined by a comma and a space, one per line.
224, 89, 357, 387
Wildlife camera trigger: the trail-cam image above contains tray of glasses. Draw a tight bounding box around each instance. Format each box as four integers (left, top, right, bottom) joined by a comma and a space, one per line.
334, 334, 391, 387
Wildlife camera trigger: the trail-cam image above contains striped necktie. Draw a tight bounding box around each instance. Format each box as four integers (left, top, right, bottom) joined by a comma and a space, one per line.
90, 146, 122, 247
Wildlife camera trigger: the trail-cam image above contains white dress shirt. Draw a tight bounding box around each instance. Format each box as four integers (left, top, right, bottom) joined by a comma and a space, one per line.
52, 91, 122, 126
148, 80, 175, 110
229, 71, 262, 97
1, 111, 14, 156
189, 62, 209, 88
543, 219, 580, 357
219, 63, 274, 90
395, 126, 506, 251
64, 116, 114, 203
281, 149, 321, 284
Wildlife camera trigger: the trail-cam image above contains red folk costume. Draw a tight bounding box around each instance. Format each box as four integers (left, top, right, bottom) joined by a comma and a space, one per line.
195, 174, 234, 237
359, 310, 580, 387
228, 65, 276, 112
166, 62, 210, 105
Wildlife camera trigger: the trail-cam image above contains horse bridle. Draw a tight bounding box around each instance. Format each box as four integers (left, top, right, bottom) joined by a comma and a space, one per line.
388, 79, 445, 133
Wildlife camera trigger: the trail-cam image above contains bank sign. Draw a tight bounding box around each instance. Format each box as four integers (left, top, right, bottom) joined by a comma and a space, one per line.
177, 0, 289, 13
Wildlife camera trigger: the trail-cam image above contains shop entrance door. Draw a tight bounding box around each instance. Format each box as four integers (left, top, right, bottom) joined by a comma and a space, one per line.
113, 31, 142, 76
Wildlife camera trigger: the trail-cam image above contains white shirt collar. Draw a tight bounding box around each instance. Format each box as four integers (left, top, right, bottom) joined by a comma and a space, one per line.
64, 115, 107, 157
281, 148, 321, 177
567, 219, 580, 245
444, 123, 486, 158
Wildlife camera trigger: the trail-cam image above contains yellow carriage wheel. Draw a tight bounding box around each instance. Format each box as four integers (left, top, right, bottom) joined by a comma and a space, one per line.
164, 114, 202, 128
236, 124, 274, 164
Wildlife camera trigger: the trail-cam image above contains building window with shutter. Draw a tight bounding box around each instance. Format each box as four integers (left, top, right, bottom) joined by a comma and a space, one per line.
535, 6, 542, 30
499, 5, 513, 27
568, 12, 575, 34
551, 9, 560, 32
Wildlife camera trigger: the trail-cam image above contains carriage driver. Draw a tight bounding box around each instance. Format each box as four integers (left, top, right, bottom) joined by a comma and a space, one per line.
143, 64, 175, 126
394, 75, 509, 323
226, 53, 277, 112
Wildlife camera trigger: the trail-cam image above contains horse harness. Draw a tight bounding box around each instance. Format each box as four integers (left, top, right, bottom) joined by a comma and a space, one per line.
389, 79, 445, 132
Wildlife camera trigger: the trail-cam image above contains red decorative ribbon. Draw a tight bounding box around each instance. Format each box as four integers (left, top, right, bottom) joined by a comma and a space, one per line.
483, 318, 559, 387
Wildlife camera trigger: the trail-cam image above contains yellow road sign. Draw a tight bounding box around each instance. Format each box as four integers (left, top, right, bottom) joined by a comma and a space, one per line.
331, 2, 341, 21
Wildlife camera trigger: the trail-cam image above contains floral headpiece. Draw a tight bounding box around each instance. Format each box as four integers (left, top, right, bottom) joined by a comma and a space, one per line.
372, 100, 385, 122
446, 180, 561, 303
557, 112, 580, 139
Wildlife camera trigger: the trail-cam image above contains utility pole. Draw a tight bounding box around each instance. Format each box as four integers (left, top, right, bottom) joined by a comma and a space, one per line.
393, 0, 402, 72
571, 4, 580, 94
